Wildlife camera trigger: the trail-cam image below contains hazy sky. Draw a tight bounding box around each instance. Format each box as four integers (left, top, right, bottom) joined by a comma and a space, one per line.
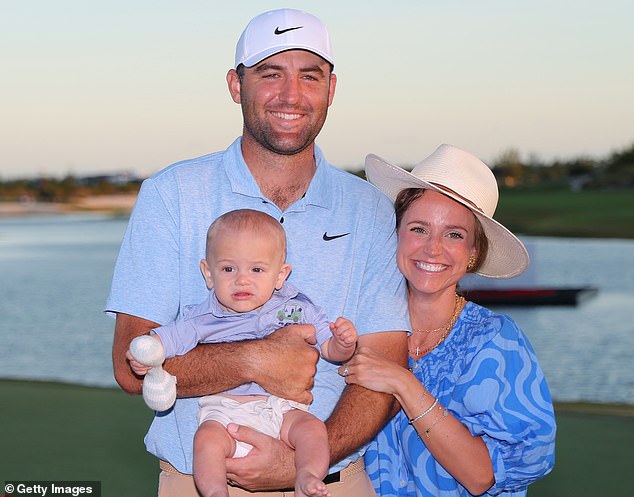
2, 1, 633, 179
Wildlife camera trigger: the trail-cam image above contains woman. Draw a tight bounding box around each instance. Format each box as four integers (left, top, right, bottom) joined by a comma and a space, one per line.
341, 145, 556, 496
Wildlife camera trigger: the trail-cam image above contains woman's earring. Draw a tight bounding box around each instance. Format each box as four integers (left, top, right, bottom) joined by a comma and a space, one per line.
467, 256, 477, 271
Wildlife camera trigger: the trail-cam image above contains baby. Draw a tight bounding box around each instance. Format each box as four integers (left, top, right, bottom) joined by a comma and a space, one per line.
128, 209, 358, 497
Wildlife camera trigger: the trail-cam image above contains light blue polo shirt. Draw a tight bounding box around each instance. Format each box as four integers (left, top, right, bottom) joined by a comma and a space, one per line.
106, 137, 409, 474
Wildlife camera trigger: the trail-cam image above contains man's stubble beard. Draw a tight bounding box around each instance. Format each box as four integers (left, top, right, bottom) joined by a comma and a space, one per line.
240, 101, 329, 157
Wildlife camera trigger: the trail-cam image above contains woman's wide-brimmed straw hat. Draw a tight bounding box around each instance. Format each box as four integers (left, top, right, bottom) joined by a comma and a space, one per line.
365, 144, 529, 279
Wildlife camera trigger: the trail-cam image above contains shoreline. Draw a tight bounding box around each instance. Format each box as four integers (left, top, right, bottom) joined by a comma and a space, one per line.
0, 193, 137, 217
3, 189, 633, 238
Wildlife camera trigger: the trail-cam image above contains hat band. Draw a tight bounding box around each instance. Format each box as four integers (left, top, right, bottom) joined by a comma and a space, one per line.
429, 183, 484, 214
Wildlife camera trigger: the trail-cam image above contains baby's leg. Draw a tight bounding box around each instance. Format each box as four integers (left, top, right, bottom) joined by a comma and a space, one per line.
280, 410, 331, 497
193, 420, 236, 497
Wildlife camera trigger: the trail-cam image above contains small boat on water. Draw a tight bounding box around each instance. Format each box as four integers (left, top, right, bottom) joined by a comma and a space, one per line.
459, 242, 598, 306
461, 286, 598, 307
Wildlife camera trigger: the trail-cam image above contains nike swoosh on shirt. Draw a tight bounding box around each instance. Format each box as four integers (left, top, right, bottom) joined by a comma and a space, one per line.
323, 232, 350, 241
274, 26, 303, 35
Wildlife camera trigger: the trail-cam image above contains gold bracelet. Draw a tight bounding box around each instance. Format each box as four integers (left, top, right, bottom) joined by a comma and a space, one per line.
424, 407, 449, 439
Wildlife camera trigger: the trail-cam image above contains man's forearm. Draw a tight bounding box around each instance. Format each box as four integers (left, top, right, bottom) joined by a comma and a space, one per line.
113, 314, 318, 402
166, 326, 319, 401
326, 384, 397, 464
325, 330, 407, 465
113, 313, 251, 397
113, 313, 158, 394
163, 340, 254, 397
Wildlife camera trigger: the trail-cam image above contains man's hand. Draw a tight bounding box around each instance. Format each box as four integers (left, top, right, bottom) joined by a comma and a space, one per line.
251, 324, 319, 404
225, 424, 295, 491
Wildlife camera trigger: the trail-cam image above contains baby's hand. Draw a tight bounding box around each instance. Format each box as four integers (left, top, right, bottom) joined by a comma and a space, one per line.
126, 350, 152, 376
329, 317, 358, 347
127, 334, 166, 376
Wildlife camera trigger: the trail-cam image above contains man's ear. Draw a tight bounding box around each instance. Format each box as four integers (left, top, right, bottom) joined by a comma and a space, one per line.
227, 69, 242, 104
327, 72, 337, 107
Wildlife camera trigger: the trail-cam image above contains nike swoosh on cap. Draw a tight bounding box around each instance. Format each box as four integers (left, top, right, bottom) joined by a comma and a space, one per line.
274, 26, 303, 35
323, 232, 350, 241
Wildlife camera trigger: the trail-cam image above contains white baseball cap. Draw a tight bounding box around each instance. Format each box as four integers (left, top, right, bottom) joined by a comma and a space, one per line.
235, 9, 334, 69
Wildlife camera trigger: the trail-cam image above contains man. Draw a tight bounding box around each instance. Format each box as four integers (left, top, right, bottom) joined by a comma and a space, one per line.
107, 8, 408, 497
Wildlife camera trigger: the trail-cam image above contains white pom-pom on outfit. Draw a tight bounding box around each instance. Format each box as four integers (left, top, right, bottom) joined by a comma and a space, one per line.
129, 335, 177, 412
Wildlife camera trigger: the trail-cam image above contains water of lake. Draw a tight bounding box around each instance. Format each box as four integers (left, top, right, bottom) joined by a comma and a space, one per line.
1, 214, 632, 404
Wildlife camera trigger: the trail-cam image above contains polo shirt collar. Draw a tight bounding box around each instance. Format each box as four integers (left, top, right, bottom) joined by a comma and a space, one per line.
224, 137, 333, 210
303, 145, 332, 210
225, 138, 263, 199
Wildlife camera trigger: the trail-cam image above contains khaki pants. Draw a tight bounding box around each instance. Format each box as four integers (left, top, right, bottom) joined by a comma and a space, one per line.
158, 459, 376, 497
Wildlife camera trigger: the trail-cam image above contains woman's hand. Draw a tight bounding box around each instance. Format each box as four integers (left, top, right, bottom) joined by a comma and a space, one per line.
339, 345, 409, 396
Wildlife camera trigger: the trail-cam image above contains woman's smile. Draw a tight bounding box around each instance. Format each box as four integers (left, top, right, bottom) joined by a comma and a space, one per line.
414, 261, 447, 273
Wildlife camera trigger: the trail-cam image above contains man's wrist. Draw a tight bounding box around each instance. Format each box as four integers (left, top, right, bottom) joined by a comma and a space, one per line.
233, 338, 264, 384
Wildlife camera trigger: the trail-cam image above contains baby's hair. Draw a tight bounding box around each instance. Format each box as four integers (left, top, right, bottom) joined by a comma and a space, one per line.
206, 209, 287, 259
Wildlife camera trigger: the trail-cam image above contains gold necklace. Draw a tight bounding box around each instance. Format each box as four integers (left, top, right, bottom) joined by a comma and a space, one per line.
411, 294, 463, 334
412, 323, 448, 334
408, 294, 465, 358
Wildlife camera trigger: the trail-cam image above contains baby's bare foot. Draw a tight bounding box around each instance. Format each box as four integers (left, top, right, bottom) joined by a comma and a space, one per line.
295, 469, 331, 497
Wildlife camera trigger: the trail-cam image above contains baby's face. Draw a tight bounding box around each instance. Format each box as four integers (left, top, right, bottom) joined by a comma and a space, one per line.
202, 230, 290, 313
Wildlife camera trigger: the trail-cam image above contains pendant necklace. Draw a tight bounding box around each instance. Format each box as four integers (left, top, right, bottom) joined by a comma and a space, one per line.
408, 294, 465, 358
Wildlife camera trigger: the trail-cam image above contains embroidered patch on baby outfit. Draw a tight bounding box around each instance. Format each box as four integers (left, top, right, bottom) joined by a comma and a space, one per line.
276, 304, 304, 325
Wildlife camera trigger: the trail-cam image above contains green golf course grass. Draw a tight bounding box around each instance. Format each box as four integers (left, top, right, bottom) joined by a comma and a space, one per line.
495, 188, 634, 239
1, 379, 633, 496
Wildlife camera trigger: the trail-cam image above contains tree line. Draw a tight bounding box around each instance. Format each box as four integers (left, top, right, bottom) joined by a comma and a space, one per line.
0, 174, 143, 203
492, 141, 634, 191
1, 142, 633, 203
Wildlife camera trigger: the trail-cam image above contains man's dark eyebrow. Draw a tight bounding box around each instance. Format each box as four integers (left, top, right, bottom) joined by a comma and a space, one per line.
253, 62, 282, 73
300, 65, 326, 76
253, 62, 326, 77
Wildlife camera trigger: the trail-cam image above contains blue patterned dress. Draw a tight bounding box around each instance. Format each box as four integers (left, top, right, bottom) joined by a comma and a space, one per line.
365, 301, 556, 496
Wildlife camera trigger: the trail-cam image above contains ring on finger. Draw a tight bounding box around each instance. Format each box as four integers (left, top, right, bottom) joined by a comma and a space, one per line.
342, 366, 350, 377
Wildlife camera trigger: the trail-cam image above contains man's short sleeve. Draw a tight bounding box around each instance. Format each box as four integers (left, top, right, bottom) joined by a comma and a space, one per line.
105, 177, 181, 325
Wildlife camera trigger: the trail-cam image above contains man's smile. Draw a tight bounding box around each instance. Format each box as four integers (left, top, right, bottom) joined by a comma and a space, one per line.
271, 111, 303, 120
